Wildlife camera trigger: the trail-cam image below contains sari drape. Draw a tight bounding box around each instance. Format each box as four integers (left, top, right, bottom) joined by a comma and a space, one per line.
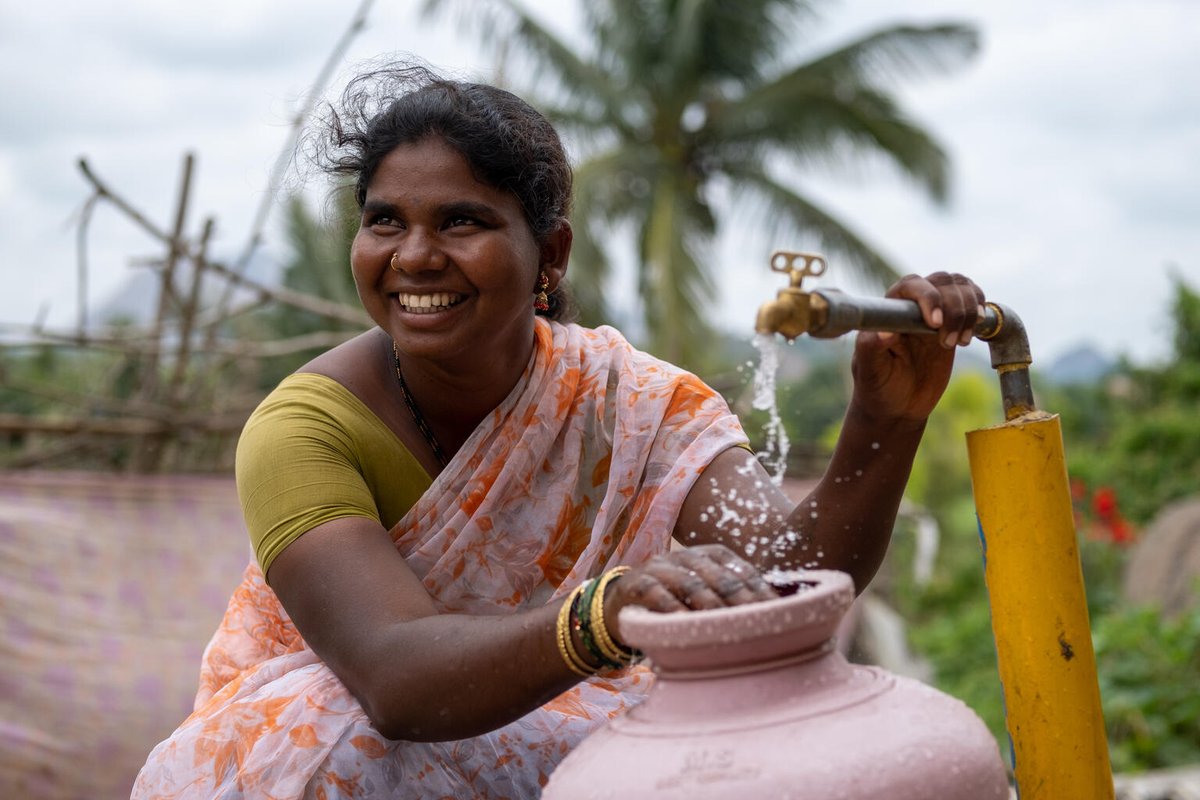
132, 320, 747, 799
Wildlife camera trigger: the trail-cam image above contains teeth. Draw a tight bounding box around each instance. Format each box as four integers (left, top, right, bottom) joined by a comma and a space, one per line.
398, 292, 464, 313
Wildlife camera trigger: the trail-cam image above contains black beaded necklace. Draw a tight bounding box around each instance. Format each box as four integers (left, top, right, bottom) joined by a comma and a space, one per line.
391, 341, 449, 469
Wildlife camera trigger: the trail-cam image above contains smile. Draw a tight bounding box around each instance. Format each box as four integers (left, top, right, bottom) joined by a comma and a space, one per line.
397, 292, 465, 314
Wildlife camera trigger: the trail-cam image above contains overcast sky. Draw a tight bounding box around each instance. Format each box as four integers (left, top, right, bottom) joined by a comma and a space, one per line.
1, 0, 1197, 367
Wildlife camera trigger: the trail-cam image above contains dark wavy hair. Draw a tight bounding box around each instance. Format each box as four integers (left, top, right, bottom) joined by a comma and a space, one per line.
312, 60, 576, 320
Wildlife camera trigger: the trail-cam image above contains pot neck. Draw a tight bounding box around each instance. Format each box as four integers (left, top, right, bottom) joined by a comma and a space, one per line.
651, 638, 837, 681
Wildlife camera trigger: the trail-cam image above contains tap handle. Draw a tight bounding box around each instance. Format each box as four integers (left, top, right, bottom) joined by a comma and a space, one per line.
770, 251, 826, 289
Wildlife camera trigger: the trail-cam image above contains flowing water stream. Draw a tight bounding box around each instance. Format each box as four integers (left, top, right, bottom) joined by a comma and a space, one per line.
750, 333, 789, 487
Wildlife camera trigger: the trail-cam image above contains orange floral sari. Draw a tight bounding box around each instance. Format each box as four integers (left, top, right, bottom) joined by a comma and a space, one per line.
132, 319, 747, 799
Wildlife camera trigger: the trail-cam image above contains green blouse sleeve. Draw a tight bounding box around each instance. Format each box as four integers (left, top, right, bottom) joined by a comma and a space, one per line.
235, 373, 431, 575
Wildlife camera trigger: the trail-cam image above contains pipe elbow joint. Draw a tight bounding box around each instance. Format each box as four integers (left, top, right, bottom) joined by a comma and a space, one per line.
979, 302, 1031, 370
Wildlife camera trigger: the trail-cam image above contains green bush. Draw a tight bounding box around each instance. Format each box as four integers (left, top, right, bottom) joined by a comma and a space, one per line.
1094, 600, 1200, 772
893, 523, 1200, 774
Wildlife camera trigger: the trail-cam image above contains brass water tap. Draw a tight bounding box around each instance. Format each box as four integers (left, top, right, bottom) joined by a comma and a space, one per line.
754, 251, 828, 340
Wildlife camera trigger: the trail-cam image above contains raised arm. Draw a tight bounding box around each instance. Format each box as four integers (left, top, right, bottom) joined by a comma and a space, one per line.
675, 272, 985, 591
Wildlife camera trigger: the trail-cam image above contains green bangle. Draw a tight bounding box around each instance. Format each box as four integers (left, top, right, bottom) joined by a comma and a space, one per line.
576, 577, 623, 670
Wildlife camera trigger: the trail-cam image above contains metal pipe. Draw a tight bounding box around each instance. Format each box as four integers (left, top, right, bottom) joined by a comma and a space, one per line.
762, 285, 1036, 420
806, 289, 1000, 339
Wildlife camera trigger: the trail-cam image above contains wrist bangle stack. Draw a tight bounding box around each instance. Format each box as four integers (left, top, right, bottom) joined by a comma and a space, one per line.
555, 567, 643, 679
587, 566, 640, 667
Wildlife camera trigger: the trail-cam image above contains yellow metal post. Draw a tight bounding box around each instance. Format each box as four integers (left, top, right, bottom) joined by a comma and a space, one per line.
967, 411, 1114, 799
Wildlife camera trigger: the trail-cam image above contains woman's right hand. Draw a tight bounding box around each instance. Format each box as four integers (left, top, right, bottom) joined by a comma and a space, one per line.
602, 544, 779, 646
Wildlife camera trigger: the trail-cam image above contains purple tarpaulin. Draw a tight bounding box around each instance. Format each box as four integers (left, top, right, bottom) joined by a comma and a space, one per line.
0, 471, 251, 800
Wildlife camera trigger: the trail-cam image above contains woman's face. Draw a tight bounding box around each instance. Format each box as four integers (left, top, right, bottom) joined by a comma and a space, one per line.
351, 137, 564, 371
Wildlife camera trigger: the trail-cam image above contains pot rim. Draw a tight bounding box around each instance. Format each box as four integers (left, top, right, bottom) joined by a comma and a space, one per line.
616, 569, 855, 670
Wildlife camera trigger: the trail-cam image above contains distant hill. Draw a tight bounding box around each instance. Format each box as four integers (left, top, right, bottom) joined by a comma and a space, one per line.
1042, 343, 1115, 386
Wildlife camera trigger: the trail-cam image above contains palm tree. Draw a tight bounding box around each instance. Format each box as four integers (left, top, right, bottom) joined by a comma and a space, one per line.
425, 0, 979, 369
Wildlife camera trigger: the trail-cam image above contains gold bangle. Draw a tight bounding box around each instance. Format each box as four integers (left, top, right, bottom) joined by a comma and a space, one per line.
556, 582, 594, 678
589, 566, 637, 666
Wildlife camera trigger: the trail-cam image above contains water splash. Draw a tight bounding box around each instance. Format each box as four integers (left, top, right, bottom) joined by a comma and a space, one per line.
751, 333, 790, 487
678, 335, 814, 570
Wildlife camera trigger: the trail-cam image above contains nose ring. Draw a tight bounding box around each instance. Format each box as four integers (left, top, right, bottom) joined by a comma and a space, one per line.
390, 253, 401, 272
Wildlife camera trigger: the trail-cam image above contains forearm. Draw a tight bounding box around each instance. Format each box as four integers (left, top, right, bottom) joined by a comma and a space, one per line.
352, 602, 584, 741
269, 518, 612, 743
778, 399, 926, 591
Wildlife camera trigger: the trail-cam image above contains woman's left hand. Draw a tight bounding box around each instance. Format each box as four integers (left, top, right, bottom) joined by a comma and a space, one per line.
602, 544, 780, 647
850, 272, 985, 424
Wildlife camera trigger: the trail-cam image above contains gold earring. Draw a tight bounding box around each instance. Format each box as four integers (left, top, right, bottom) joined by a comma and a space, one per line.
534, 272, 550, 312
390, 253, 401, 272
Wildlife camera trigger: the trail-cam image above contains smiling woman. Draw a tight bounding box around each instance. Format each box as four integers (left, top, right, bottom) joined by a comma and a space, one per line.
350, 137, 558, 381
131, 60, 990, 799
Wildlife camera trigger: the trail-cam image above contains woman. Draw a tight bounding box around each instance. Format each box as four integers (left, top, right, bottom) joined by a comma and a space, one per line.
133, 63, 984, 799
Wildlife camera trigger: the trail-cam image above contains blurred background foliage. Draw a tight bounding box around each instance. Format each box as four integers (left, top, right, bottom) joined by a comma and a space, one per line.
1, 0, 1196, 776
